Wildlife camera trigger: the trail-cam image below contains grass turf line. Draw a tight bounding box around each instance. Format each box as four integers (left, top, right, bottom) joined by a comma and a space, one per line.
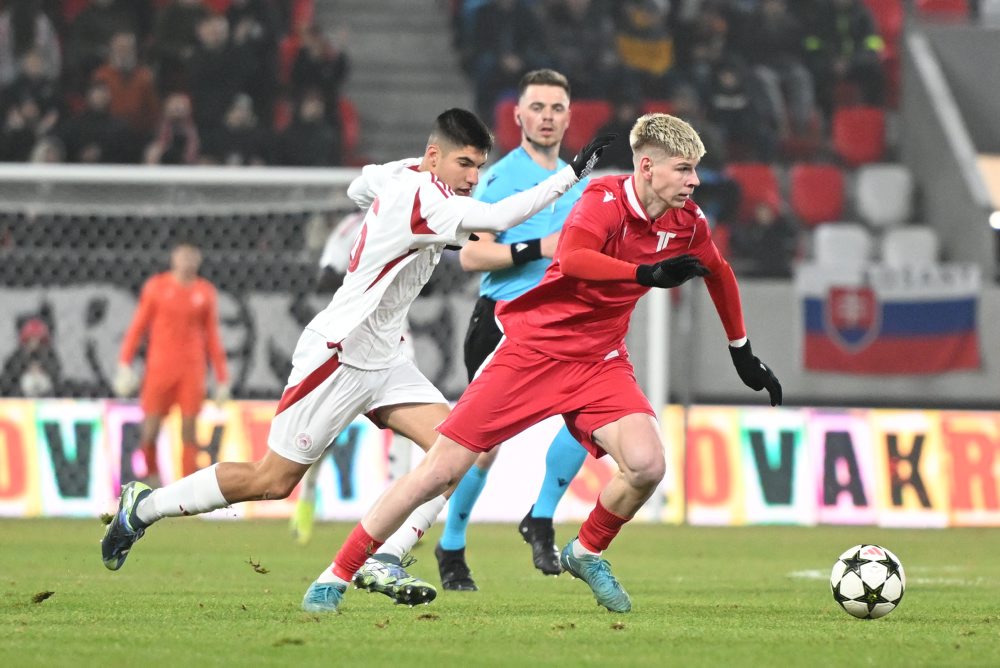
2, 519, 998, 667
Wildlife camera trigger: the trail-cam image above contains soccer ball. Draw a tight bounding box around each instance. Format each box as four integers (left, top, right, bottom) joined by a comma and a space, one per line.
829, 544, 906, 619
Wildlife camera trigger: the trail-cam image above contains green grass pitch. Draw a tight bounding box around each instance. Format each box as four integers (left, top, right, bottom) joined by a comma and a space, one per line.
2, 518, 999, 667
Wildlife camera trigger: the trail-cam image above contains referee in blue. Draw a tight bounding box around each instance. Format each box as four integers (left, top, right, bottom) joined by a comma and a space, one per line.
435, 69, 591, 590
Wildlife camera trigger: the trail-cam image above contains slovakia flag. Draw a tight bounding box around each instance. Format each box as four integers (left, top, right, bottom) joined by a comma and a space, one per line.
797, 263, 981, 374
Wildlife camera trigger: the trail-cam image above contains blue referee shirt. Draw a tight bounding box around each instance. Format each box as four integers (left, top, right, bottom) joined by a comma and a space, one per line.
474, 147, 588, 301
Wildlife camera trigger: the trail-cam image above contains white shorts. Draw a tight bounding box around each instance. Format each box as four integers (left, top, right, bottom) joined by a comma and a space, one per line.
268, 328, 447, 464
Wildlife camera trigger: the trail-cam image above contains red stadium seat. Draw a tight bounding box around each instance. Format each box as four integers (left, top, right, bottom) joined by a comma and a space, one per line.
562, 99, 613, 155
641, 99, 674, 115
863, 0, 904, 44
725, 162, 781, 222
789, 163, 845, 228
831, 106, 886, 166
339, 97, 362, 163
492, 98, 521, 153
62, 0, 90, 24
277, 33, 301, 86
292, 0, 316, 28
915, 0, 969, 19
203, 0, 233, 14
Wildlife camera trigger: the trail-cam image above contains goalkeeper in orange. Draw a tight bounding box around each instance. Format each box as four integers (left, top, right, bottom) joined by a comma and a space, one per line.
115, 242, 229, 482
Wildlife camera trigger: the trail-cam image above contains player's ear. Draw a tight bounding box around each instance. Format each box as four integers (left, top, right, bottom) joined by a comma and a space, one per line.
514, 113, 522, 128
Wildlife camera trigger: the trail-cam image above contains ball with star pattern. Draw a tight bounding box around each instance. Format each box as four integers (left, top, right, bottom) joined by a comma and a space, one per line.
829, 544, 906, 619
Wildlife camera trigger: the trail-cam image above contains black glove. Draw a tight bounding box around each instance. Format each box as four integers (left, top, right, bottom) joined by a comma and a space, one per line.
635, 254, 710, 288
570, 133, 616, 178
729, 339, 782, 406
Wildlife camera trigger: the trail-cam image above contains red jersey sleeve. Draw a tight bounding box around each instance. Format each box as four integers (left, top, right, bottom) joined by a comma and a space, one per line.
202, 282, 229, 383
693, 219, 746, 342
119, 276, 158, 364
559, 226, 640, 282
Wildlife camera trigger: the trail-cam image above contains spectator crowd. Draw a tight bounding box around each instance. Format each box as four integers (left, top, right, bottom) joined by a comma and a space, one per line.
0, 0, 349, 166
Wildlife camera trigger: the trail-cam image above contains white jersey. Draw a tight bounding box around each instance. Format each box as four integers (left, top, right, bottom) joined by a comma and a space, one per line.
319, 209, 417, 361
319, 211, 365, 273
307, 158, 477, 369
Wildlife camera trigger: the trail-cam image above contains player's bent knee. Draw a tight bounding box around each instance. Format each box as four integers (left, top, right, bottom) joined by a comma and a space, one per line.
622, 456, 666, 491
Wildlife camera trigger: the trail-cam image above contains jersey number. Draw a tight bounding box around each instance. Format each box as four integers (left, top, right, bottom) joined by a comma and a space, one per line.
348, 223, 368, 273
656, 231, 676, 252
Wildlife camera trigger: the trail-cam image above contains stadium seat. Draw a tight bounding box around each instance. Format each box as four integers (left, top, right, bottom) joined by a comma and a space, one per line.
725, 162, 781, 222
561, 99, 613, 155
641, 99, 674, 115
855, 163, 914, 228
339, 98, 362, 164
789, 163, 845, 227
915, 0, 969, 20
831, 106, 886, 166
813, 222, 874, 267
492, 98, 521, 153
863, 0, 904, 45
881, 227, 941, 267
981, 0, 1000, 24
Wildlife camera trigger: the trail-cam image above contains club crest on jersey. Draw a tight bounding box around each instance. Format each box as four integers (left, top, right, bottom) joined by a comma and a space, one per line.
294, 432, 314, 452
823, 285, 881, 351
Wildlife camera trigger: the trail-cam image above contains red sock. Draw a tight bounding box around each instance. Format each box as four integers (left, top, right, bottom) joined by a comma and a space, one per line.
140, 441, 158, 475
181, 442, 200, 476
332, 524, 384, 581
577, 499, 630, 553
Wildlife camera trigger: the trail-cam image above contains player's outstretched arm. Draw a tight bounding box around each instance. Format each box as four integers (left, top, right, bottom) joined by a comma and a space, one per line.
458, 134, 615, 234
729, 339, 782, 406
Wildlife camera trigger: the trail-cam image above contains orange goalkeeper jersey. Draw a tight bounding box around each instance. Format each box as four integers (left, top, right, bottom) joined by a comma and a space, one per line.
119, 272, 228, 382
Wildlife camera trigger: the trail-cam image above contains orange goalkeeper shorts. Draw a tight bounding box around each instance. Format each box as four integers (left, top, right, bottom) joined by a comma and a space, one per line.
140, 371, 206, 417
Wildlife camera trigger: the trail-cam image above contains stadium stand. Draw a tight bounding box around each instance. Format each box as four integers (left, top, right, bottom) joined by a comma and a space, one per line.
855, 163, 915, 228
831, 105, 887, 167
881, 226, 941, 267
813, 222, 875, 268
789, 162, 845, 228
725, 162, 782, 222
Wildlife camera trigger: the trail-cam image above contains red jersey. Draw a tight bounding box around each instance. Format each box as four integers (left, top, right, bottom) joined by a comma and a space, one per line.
119, 272, 228, 381
497, 174, 746, 361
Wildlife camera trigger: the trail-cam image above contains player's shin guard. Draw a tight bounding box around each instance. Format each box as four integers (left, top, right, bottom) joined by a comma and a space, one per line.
376, 494, 447, 562
534, 426, 587, 518
134, 463, 227, 525
577, 499, 630, 553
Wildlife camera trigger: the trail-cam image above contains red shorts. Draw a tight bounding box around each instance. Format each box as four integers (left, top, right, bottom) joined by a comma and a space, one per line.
438, 338, 654, 458
141, 370, 206, 417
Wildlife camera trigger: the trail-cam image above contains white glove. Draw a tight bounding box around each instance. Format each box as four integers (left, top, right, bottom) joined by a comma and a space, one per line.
213, 381, 231, 405
113, 363, 139, 398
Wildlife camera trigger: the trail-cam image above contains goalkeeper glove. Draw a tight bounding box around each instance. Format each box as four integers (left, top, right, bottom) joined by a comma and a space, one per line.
729, 340, 782, 406
112, 363, 139, 398
636, 254, 710, 288
570, 133, 616, 178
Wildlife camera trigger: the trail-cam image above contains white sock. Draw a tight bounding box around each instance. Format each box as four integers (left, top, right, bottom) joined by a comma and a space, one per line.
377, 494, 447, 560
572, 538, 601, 558
315, 567, 349, 586
135, 464, 227, 525
387, 434, 413, 482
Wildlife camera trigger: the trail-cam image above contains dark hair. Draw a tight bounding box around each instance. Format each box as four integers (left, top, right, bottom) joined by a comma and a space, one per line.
518, 69, 571, 99
430, 108, 493, 152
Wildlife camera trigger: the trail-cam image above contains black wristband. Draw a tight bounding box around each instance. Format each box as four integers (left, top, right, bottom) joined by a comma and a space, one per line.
510, 238, 543, 265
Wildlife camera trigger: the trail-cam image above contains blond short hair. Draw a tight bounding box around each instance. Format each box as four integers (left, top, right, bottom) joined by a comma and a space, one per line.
629, 113, 706, 161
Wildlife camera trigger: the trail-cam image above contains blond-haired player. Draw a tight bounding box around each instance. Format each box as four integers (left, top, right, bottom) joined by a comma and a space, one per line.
322, 113, 781, 613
